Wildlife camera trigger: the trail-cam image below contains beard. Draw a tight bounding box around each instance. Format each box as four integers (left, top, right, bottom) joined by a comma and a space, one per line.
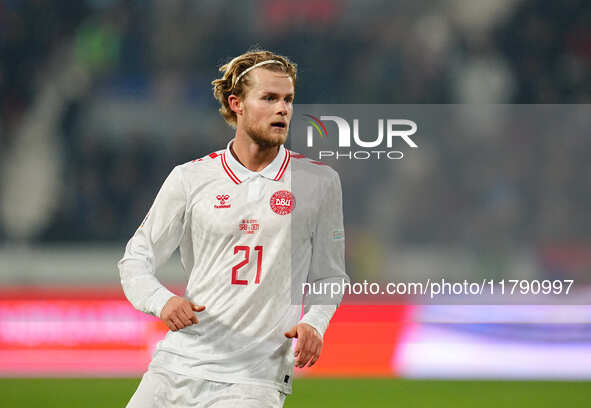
244, 119, 289, 149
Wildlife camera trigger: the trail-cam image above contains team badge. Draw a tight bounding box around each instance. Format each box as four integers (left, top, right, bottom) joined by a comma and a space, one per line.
270, 190, 295, 215
214, 194, 231, 209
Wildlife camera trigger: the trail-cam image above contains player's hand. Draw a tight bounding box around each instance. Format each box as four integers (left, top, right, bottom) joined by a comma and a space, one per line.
284, 323, 323, 368
160, 296, 205, 331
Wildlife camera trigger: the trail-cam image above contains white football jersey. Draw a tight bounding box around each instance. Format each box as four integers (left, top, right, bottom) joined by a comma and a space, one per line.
118, 140, 347, 393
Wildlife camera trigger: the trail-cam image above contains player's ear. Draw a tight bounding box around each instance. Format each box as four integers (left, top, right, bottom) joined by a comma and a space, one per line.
228, 94, 243, 116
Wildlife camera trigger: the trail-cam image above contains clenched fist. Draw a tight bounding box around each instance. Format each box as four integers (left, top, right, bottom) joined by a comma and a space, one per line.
160, 296, 206, 331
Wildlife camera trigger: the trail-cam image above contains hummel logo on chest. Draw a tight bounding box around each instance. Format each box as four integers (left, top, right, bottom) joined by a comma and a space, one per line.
214, 194, 231, 209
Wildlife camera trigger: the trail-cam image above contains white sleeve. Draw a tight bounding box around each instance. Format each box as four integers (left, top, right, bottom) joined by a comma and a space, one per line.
300, 170, 348, 336
118, 166, 187, 318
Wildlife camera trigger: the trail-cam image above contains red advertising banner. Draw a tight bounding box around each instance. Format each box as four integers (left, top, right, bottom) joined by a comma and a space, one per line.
0, 287, 412, 377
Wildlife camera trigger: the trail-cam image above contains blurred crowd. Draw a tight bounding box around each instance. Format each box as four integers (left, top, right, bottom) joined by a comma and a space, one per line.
0, 1, 89, 148
0, 0, 590, 250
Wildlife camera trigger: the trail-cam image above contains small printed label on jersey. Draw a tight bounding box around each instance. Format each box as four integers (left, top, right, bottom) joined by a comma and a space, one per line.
270, 190, 295, 215
284, 375, 290, 383
214, 194, 231, 208
332, 230, 345, 240
239, 219, 259, 234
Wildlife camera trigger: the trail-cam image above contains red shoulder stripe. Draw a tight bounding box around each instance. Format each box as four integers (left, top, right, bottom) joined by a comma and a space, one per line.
274, 150, 291, 181
192, 151, 221, 162
221, 153, 241, 184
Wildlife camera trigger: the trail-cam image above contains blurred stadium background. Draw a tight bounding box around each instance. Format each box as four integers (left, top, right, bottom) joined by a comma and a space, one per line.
1, 0, 590, 406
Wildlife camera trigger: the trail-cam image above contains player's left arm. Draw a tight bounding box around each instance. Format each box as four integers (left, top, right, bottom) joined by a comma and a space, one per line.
285, 169, 349, 368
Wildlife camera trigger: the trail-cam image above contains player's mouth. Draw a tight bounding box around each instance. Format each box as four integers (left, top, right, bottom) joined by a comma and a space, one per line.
270, 121, 287, 129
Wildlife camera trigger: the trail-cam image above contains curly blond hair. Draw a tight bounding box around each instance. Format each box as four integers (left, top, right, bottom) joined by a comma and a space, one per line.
212, 49, 297, 128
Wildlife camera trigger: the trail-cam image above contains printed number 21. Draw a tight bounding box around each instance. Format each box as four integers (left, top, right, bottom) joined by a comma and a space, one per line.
232, 245, 263, 285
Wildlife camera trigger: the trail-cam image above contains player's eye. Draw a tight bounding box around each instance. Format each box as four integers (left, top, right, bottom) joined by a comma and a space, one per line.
264, 95, 276, 101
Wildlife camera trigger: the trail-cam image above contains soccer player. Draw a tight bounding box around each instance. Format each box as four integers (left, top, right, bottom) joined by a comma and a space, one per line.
119, 49, 347, 407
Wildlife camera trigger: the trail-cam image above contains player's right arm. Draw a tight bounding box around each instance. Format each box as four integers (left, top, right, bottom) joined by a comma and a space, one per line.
118, 166, 204, 330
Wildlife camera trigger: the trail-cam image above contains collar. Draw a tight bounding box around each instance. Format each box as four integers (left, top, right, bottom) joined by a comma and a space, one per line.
221, 139, 290, 184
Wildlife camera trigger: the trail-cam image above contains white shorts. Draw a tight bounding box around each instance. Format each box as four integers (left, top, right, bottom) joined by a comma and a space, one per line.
126, 367, 287, 408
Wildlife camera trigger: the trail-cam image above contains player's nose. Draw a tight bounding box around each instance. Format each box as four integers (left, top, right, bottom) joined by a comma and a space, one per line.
276, 100, 289, 115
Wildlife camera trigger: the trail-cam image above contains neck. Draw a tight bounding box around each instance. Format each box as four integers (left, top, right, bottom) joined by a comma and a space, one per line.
231, 130, 280, 172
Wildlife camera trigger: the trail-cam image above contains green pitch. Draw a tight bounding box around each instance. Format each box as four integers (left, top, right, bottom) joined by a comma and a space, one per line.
0, 378, 589, 407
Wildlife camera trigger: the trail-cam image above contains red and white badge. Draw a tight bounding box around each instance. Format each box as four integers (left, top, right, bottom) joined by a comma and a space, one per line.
270, 190, 295, 215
